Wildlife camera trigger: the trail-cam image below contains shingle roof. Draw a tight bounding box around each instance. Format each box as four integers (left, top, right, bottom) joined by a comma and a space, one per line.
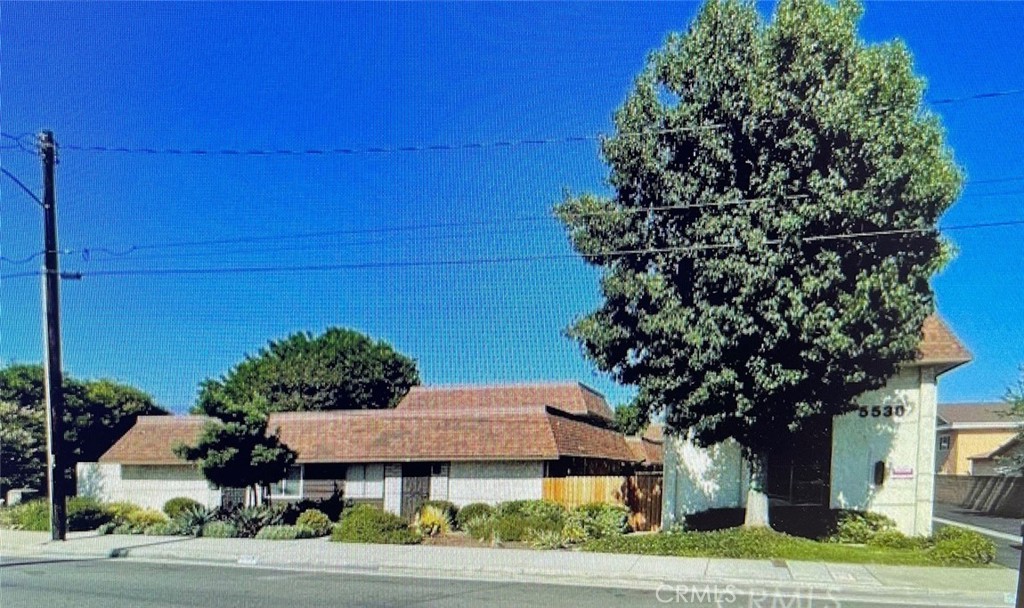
916, 315, 972, 370
100, 402, 637, 465
398, 382, 615, 421
626, 436, 664, 466
99, 416, 210, 465
937, 402, 1020, 426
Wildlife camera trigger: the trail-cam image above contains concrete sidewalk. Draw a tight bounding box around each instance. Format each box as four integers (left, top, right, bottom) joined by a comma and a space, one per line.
2, 530, 1019, 607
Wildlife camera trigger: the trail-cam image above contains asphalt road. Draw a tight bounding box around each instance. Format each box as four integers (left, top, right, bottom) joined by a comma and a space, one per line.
0, 556, 983, 608
934, 502, 1023, 569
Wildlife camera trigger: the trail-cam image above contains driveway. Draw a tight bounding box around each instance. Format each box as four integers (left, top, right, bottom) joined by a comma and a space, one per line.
934, 502, 1023, 569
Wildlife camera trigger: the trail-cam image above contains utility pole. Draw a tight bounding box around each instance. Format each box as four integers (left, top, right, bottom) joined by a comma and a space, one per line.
39, 130, 67, 541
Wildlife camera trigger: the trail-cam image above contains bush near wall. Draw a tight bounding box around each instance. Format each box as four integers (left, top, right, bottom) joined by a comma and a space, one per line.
67, 497, 112, 531
295, 509, 333, 537
201, 521, 238, 538
331, 504, 420, 544
163, 497, 204, 519
455, 503, 493, 530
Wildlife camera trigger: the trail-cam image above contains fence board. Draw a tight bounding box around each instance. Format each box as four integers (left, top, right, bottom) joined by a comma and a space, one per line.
542, 474, 663, 532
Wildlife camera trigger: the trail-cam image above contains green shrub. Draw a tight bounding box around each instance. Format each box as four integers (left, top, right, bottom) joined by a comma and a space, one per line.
67, 496, 112, 531
495, 500, 566, 523
219, 505, 286, 538
331, 504, 420, 544
414, 505, 451, 537
464, 515, 496, 542
296, 509, 333, 537
496, 514, 563, 543
566, 503, 629, 540
455, 503, 493, 529
125, 508, 167, 532
201, 521, 238, 538
97, 522, 117, 535
930, 527, 996, 565
528, 528, 567, 549
163, 497, 204, 519
174, 505, 217, 536
831, 511, 896, 544
5, 500, 50, 531
113, 523, 136, 535
144, 521, 185, 536
104, 501, 143, 526
256, 525, 315, 540
867, 529, 930, 550
419, 500, 458, 524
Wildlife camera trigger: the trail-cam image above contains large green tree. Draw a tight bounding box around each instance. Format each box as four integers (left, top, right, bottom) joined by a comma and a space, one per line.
175, 390, 296, 506
556, 0, 960, 526
0, 365, 167, 497
195, 327, 419, 414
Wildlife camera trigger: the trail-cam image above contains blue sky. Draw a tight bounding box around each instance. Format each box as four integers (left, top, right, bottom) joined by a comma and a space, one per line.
2, 2, 1022, 414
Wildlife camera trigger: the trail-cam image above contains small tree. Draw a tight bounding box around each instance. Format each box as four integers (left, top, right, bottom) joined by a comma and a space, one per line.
175, 392, 296, 506
997, 367, 1024, 475
557, 0, 960, 526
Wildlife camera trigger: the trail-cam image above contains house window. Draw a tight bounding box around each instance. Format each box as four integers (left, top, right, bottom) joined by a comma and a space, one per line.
938, 436, 951, 451
272, 465, 303, 499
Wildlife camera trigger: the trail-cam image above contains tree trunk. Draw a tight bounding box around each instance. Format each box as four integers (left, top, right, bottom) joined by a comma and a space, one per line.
744, 452, 770, 528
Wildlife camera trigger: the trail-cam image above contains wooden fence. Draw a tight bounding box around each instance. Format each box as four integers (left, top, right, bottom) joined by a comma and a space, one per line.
934, 474, 1024, 518
542, 473, 663, 532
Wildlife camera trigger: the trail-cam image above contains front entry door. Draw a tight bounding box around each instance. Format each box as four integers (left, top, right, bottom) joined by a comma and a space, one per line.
400, 463, 431, 520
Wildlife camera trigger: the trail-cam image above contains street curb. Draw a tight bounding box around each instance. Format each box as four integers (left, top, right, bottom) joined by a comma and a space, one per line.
6, 543, 1015, 608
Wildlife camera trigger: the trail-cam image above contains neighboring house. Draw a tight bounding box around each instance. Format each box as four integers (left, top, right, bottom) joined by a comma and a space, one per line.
79, 383, 641, 517
936, 403, 1023, 475
627, 423, 664, 471
663, 315, 971, 537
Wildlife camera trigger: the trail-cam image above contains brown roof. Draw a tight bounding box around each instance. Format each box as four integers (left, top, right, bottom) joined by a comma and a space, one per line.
916, 315, 971, 371
397, 382, 615, 421
626, 436, 664, 466
99, 404, 637, 465
938, 403, 1020, 426
100, 416, 210, 465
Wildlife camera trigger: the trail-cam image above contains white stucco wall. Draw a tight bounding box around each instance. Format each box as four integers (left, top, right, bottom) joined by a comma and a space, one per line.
446, 461, 544, 506
663, 365, 941, 537
77, 463, 221, 511
344, 464, 385, 499
383, 465, 403, 514
831, 366, 937, 536
429, 465, 450, 501
662, 435, 748, 528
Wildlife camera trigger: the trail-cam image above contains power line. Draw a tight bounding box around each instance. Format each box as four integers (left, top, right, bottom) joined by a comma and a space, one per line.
3, 88, 1020, 159
1, 167, 44, 207
4, 218, 1021, 281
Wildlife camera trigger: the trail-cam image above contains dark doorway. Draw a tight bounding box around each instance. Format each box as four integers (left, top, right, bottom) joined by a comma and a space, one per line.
400, 463, 431, 520
766, 417, 833, 506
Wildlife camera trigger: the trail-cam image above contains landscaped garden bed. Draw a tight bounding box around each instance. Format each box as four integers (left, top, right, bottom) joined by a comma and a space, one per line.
0, 496, 997, 568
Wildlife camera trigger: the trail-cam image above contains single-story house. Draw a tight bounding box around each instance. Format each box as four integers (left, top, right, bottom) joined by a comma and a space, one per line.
663, 314, 972, 536
935, 402, 1023, 475
79, 383, 645, 518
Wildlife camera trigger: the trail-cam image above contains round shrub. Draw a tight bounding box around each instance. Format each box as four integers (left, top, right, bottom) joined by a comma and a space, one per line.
930, 527, 996, 565
331, 504, 420, 544
256, 525, 315, 540
163, 497, 203, 519
493, 514, 562, 543
296, 508, 333, 537
567, 502, 629, 540
496, 500, 565, 523
143, 521, 185, 536
104, 501, 143, 526
455, 503, 493, 529
67, 496, 112, 531
464, 515, 496, 542
201, 521, 238, 538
